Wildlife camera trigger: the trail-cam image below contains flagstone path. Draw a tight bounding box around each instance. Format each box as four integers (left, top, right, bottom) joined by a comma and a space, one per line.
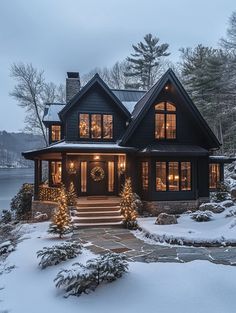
72, 227, 236, 265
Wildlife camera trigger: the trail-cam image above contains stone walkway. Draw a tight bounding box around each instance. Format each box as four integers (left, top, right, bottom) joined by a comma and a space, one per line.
72, 227, 236, 266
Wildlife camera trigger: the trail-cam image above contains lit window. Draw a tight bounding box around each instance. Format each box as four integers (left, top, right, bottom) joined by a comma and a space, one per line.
155, 102, 176, 139
181, 162, 191, 191
209, 163, 220, 189
51, 161, 61, 185
79, 114, 89, 138
51, 125, 61, 142
142, 162, 149, 191
168, 162, 179, 191
103, 115, 113, 139
91, 114, 102, 138
79, 113, 113, 139
156, 161, 191, 192
156, 162, 167, 191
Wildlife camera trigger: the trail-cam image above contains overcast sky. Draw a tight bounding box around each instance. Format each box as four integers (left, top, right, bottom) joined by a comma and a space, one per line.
0, 0, 235, 132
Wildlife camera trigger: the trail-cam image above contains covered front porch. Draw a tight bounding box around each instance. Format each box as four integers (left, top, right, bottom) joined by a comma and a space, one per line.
22, 141, 136, 200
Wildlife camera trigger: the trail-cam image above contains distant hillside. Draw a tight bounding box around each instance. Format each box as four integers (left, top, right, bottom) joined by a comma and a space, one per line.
0, 131, 44, 168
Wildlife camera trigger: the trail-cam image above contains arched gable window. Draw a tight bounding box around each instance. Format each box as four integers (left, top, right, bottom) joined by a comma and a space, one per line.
155, 101, 176, 139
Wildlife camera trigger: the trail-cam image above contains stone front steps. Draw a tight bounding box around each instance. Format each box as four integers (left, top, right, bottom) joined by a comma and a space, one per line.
73, 197, 123, 227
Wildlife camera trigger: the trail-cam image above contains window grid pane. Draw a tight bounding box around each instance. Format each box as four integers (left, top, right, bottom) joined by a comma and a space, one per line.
155, 102, 165, 110
181, 162, 191, 191
51, 125, 61, 141
209, 163, 220, 189
91, 114, 102, 138
79, 114, 89, 138
103, 115, 113, 139
142, 162, 149, 191
51, 161, 62, 185
166, 114, 176, 139
155, 114, 165, 139
168, 162, 179, 191
156, 162, 167, 191
166, 102, 176, 111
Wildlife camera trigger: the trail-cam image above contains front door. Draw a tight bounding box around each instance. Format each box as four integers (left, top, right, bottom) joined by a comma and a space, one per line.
88, 161, 107, 195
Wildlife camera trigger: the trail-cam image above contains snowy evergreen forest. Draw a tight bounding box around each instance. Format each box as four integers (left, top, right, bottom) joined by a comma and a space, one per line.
80, 11, 236, 154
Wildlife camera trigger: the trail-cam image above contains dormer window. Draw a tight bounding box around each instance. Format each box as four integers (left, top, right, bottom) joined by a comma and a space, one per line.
51, 125, 61, 142
79, 113, 113, 139
155, 102, 176, 139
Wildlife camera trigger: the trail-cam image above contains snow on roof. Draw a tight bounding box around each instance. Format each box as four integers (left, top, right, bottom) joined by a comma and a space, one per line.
43, 103, 65, 122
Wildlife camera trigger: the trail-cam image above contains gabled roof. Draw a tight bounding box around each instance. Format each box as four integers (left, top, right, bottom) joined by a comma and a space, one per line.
121, 68, 221, 148
59, 74, 131, 119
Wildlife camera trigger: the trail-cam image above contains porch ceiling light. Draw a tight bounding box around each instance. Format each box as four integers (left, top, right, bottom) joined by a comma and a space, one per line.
94, 155, 100, 160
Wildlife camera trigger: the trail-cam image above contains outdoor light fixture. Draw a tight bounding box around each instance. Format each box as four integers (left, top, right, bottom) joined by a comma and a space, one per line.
68, 160, 76, 174
94, 155, 100, 160
165, 85, 169, 90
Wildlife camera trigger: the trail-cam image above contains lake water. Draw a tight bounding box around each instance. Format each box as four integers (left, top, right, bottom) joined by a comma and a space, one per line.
0, 168, 34, 212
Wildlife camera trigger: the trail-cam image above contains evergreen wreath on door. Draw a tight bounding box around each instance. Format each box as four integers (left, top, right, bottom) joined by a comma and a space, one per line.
90, 166, 105, 182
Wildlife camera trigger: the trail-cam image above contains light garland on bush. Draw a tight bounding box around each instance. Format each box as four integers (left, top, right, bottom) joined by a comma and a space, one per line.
39, 186, 60, 202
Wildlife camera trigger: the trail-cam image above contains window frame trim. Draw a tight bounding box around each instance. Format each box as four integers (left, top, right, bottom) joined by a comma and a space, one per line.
78, 112, 114, 141
155, 160, 192, 192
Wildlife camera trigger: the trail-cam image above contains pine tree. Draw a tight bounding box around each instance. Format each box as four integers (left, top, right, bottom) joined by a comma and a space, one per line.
125, 33, 170, 89
120, 177, 137, 229
67, 181, 77, 206
48, 185, 72, 238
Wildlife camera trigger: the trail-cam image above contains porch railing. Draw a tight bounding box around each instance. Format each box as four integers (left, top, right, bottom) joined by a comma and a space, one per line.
38, 185, 60, 202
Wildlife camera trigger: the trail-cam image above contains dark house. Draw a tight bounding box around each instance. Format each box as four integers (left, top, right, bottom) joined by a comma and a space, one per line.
23, 69, 230, 214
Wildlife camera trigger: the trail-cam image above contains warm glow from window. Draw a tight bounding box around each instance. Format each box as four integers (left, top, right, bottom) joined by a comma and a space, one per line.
51, 125, 61, 141
108, 161, 115, 192
91, 114, 102, 138
103, 115, 113, 139
156, 162, 167, 191
156, 161, 191, 192
181, 162, 191, 191
142, 162, 149, 191
155, 102, 176, 139
81, 161, 87, 192
79, 113, 113, 139
168, 162, 179, 191
51, 161, 61, 185
209, 163, 220, 189
79, 114, 89, 138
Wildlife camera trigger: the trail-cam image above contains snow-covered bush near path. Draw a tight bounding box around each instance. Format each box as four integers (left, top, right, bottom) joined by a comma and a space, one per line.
191, 211, 212, 222
33, 211, 48, 222
54, 253, 129, 297
37, 242, 82, 269
0, 241, 14, 256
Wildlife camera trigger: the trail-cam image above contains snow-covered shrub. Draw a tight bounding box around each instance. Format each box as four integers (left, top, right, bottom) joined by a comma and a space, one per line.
191, 211, 212, 222
37, 241, 82, 269
10, 183, 33, 220
210, 182, 230, 202
54, 253, 129, 297
0, 240, 14, 256
0, 210, 12, 224
133, 193, 143, 214
225, 209, 236, 218
33, 211, 48, 222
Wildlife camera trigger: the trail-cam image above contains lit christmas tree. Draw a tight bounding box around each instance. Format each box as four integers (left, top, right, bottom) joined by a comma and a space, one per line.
67, 181, 77, 206
120, 177, 138, 229
48, 185, 72, 238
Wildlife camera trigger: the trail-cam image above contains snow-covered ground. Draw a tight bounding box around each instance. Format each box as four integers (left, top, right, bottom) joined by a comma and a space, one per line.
137, 206, 236, 245
1, 222, 236, 313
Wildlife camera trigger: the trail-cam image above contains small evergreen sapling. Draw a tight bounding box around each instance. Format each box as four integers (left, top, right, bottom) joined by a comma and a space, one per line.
37, 241, 81, 269
54, 253, 129, 297
67, 181, 77, 206
120, 177, 138, 229
48, 185, 72, 238
10, 183, 33, 220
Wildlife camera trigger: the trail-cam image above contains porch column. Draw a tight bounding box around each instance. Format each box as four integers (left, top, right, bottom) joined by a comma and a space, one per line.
61, 153, 67, 189
34, 159, 42, 200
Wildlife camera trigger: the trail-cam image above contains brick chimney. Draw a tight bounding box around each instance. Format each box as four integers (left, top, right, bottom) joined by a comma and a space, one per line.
66, 72, 80, 103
